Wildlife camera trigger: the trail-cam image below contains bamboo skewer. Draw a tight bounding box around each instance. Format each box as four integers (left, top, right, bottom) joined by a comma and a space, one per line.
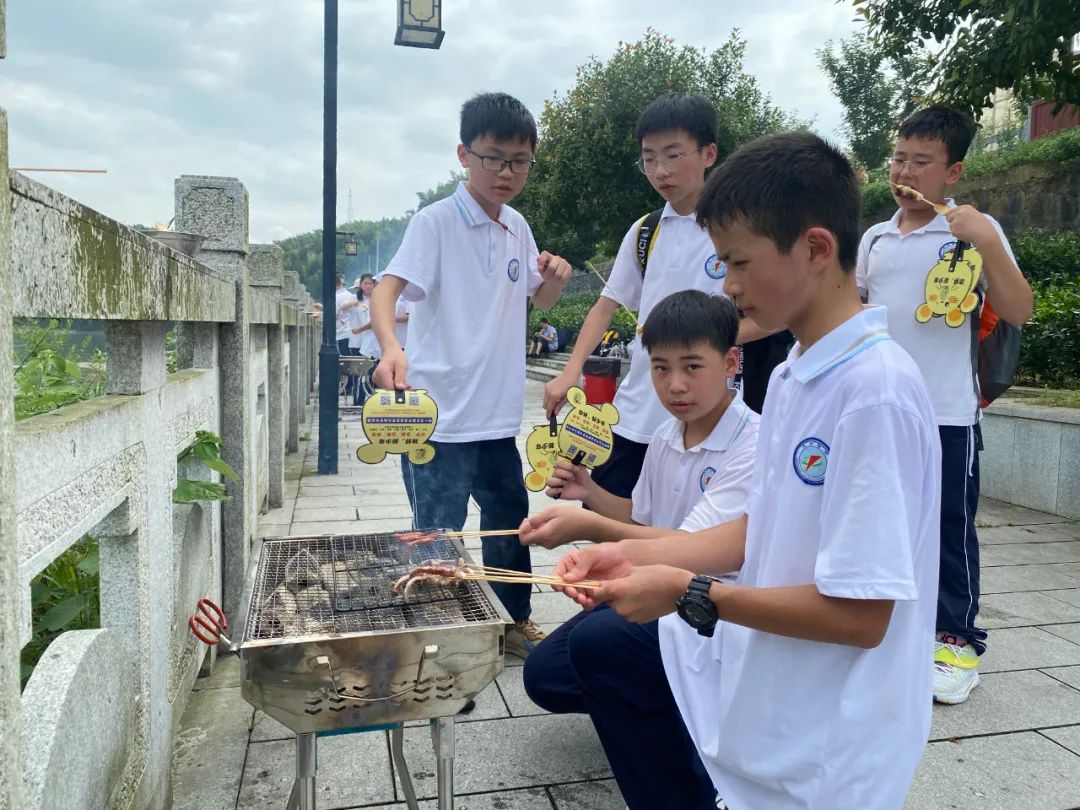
442, 529, 520, 539
889, 181, 951, 216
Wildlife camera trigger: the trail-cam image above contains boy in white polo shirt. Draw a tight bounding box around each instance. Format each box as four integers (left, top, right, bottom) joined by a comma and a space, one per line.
857, 106, 1033, 703
371, 93, 572, 659
549, 132, 941, 810
543, 92, 783, 502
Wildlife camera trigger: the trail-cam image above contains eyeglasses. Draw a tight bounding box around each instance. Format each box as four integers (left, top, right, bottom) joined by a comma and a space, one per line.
889, 157, 949, 175
636, 147, 704, 175
464, 146, 535, 175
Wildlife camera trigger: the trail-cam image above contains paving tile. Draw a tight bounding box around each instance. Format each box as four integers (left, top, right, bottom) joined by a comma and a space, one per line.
980, 522, 1080, 544
299, 484, 355, 498
979, 627, 1080, 673
238, 732, 395, 809
172, 687, 254, 810
353, 786, 554, 809
290, 521, 368, 536
549, 779, 625, 810
192, 653, 241, 691
356, 503, 417, 521
294, 495, 360, 510
1042, 622, 1080, 645
1041, 725, 1080, 757
976, 497, 1063, 528
1041, 665, 1080, 691
397, 714, 610, 800
496, 665, 546, 718
905, 732, 1080, 810
929, 670, 1080, 740
530, 591, 585, 626
979, 591, 1080, 629
250, 709, 294, 743
980, 563, 1080, 594
293, 506, 359, 523
1046, 589, 1080, 608
982, 541, 1080, 566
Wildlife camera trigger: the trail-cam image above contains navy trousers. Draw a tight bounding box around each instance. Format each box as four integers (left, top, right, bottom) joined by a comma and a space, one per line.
937, 424, 987, 655
400, 438, 532, 621
523, 606, 718, 809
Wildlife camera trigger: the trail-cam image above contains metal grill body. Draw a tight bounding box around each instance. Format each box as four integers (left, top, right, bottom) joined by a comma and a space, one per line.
235, 533, 510, 734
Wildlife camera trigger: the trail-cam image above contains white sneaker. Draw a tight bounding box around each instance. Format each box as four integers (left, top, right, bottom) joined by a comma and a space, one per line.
933, 635, 980, 704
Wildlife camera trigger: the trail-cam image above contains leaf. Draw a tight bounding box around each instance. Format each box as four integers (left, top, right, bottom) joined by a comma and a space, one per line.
38, 593, 94, 632
76, 545, 100, 577
199, 456, 241, 482
172, 480, 230, 503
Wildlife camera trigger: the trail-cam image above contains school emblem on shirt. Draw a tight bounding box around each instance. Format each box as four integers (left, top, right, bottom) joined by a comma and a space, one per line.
938, 241, 959, 260
792, 437, 829, 486
705, 254, 726, 280
700, 466, 717, 491
507, 258, 520, 282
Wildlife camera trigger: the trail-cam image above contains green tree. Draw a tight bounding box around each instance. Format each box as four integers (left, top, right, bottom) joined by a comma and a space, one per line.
817, 35, 927, 170
514, 29, 804, 266
854, 0, 1080, 113
416, 171, 466, 210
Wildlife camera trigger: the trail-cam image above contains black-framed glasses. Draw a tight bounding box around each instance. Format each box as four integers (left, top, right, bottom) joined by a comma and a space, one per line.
889, 157, 949, 175
636, 146, 705, 175
464, 146, 535, 175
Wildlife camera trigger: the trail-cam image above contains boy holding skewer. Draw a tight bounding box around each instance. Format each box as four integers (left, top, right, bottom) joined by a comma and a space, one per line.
371, 92, 572, 659
858, 106, 1032, 703
539, 132, 941, 809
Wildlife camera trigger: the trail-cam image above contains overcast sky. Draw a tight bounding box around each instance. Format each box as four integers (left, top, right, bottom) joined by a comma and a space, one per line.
1, 0, 861, 243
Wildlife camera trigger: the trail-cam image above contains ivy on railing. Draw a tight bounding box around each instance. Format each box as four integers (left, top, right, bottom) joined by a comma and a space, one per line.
172, 430, 239, 503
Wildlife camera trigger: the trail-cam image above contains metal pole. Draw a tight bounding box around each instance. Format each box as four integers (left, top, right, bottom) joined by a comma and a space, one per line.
431, 716, 456, 810
295, 732, 317, 810
317, 0, 340, 474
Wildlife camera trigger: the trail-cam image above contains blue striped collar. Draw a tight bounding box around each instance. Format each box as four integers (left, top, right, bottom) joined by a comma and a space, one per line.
451, 182, 514, 231
784, 306, 892, 384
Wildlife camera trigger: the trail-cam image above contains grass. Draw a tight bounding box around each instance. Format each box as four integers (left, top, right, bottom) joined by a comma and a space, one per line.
1016, 389, 1080, 409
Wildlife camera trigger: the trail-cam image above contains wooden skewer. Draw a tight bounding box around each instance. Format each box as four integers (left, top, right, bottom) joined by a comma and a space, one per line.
442, 529, 520, 539
889, 181, 950, 216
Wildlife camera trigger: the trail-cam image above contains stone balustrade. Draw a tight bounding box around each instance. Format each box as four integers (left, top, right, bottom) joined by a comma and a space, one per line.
0, 91, 320, 807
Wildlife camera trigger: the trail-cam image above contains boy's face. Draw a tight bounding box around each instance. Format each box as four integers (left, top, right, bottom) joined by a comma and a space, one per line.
639, 129, 717, 209
889, 135, 963, 210
710, 219, 829, 334
649, 339, 739, 423
457, 134, 533, 209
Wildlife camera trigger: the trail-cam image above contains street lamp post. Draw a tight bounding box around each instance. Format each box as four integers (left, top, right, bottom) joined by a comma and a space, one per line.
317, 0, 341, 475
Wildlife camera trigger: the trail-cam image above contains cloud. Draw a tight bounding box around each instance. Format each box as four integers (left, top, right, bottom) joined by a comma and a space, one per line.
1, 0, 859, 242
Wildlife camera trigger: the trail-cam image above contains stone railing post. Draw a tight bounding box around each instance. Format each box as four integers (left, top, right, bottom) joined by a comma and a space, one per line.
175, 175, 251, 617
250, 245, 285, 508
0, 24, 26, 802
308, 292, 318, 396
284, 271, 303, 452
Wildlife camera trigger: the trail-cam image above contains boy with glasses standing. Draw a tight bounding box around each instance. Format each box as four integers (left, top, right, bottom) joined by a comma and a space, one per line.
857, 106, 1033, 703
371, 92, 572, 658
544, 92, 780, 502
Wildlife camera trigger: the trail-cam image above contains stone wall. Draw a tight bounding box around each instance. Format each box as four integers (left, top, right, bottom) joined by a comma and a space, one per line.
862, 163, 1080, 234
1, 171, 318, 809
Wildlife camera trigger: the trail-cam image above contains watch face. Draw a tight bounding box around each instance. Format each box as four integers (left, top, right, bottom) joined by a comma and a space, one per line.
684, 602, 711, 626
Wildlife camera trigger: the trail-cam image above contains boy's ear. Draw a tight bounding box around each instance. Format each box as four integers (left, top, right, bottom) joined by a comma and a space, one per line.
724, 346, 741, 379
702, 143, 718, 168
456, 143, 470, 169
945, 160, 963, 186
805, 226, 838, 273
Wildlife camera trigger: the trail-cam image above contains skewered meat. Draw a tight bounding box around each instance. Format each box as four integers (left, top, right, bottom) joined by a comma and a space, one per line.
392, 561, 467, 600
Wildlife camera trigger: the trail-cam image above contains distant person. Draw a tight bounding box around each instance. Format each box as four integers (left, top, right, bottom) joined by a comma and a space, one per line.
528, 317, 558, 357
370, 92, 572, 659
543, 92, 782, 502
857, 105, 1033, 704
334, 273, 359, 357
348, 274, 375, 405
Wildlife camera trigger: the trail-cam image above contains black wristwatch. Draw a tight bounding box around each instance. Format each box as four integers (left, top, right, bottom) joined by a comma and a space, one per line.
676, 575, 720, 637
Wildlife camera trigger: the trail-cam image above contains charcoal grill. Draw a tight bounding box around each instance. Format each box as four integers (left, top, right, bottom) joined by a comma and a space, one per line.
229, 531, 512, 810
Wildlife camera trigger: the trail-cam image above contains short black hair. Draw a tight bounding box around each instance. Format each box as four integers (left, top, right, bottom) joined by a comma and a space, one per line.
898, 105, 976, 164
635, 92, 717, 148
539, 317, 549, 323
641, 290, 739, 355
460, 92, 537, 151
696, 132, 861, 272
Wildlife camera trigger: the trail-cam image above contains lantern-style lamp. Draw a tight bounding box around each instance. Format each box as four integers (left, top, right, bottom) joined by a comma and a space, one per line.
344, 238, 358, 256
394, 0, 444, 49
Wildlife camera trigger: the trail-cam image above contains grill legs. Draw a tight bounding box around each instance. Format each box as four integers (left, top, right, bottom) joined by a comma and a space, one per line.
391, 725, 420, 810
285, 732, 317, 810
431, 716, 456, 810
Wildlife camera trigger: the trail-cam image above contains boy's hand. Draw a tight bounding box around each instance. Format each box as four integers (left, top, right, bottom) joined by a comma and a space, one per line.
519, 505, 592, 549
553, 543, 633, 609
545, 458, 594, 501
537, 251, 572, 285
543, 371, 577, 417
373, 347, 409, 390
595, 565, 693, 624
945, 205, 998, 247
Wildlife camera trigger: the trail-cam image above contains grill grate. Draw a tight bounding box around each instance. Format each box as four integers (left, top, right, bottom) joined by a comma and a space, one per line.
244, 532, 503, 641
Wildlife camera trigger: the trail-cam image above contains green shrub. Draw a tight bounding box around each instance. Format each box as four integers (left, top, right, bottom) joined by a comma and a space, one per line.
964, 127, 1080, 179
861, 180, 894, 217
1012, 229, 1080, 287
530, 289, 637, 346
1017, 282, 1080, 388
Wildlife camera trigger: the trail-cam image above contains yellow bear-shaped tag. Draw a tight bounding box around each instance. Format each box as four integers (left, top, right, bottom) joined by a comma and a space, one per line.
916, 245, 983, 328
557, 386, 619, 470
524, 417, 561, 492
356, 388, 438, 465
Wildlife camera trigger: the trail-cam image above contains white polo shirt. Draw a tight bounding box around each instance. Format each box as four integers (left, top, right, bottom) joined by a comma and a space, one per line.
380, 182, 543, 442
603, 205, 730, 443
347, 300, 369, 352
335, 288, 355, 342
856, 202, 1016, 426
631, 391, 758, 531
393, 297, 411, 348
665, 307, 941, 810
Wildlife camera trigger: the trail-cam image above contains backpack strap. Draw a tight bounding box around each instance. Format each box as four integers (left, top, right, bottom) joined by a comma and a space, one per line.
635, 209, 664, 276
